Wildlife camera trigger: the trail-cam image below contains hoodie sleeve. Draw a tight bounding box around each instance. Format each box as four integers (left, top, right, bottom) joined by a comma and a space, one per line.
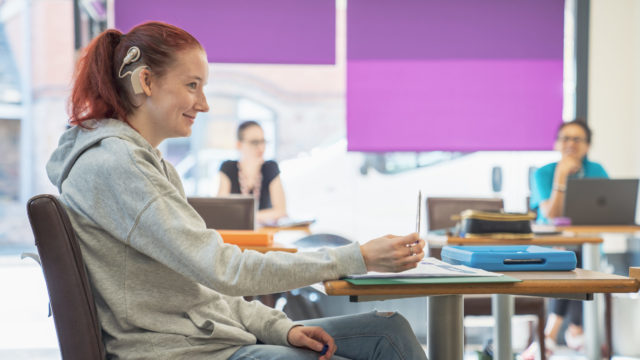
129, 192, 366, 295
224, 294, 297, 346
96, 141, 367, 296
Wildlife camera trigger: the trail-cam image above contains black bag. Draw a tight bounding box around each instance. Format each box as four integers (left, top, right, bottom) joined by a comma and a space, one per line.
459, 210, 536, 239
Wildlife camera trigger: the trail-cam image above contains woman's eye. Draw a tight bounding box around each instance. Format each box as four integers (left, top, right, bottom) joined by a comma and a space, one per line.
187, 83, 198, 89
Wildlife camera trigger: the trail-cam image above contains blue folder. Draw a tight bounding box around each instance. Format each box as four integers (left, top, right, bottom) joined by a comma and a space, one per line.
441, 245, 577, 271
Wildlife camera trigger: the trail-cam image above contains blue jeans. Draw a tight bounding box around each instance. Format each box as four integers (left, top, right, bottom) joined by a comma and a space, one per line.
228, 311, 427, 360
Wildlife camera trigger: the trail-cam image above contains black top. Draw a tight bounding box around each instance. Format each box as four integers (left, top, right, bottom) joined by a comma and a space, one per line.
219, 160, 280, 210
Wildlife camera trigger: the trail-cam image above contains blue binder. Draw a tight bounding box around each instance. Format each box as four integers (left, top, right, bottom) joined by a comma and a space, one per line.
441, 245, 577, 271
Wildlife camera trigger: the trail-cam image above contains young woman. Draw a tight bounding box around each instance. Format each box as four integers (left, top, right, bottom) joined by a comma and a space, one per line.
218, 121, 287, 225
523, 119, 608, 359
47, 21, 427, 360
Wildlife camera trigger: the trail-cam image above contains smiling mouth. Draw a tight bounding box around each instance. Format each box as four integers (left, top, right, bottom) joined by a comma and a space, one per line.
183, 114, 196, 124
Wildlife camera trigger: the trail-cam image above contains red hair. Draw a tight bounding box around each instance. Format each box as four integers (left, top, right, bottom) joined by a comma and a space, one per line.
68, 21, 203, 126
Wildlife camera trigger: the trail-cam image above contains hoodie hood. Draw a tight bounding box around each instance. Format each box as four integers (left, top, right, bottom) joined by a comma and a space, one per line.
47, 119, 157, 192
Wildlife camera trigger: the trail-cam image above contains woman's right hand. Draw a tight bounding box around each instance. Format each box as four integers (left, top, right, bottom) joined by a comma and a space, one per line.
287, 326, 336, 360
360, 233, 425, 272
556, 157, 581, 178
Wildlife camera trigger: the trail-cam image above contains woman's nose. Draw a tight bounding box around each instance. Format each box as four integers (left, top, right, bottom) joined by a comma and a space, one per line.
196, 93, 209, 112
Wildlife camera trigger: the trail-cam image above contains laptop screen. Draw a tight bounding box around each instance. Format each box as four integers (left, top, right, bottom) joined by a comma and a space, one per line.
563, 179, 639, 225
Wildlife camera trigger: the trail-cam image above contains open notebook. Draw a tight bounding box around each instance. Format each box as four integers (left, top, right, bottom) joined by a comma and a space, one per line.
345, 257, 502, 279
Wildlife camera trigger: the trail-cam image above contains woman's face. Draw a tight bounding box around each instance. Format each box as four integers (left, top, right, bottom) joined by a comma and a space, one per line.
237, 125, 266, 160
144, 47, 210, 142
555, 124, 590, 160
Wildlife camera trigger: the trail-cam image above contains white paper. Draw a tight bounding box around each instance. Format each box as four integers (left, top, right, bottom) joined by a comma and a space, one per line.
345, 257, 502, 279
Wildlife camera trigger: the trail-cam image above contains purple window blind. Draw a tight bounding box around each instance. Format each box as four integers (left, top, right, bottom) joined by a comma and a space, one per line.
114, 0, 335, 64
347, 0, 565, 152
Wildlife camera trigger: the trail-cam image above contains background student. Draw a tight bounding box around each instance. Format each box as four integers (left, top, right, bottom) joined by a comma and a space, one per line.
218, 120, 287, 225
524, 119, 608, 358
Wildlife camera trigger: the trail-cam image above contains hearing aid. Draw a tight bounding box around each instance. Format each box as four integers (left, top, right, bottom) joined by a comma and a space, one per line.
118, 46, 148, 94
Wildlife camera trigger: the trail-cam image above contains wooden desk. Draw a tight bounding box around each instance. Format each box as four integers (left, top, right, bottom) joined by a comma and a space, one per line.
324, 269, 637, 298
553, 225, 640, 358
445, 235, 602, 246
323, 268, 640, 360
221, 228, 302, 253
558, 225, 640, 234
427, 234, 602, 260
239, 243, 297, 253
429, 234, 604, 360
258, 225, 312, 234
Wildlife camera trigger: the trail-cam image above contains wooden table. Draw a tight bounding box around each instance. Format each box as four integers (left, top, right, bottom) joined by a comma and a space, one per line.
550, 226, 640, 359
322, 268, 640, 360
258, 224, 312, 234
239, 243, 297, 253
558, 225, 640, 234
428, 234, 605, 360
428, 234, 602, 261
445, 235, 602, 246
223, 226, 308, 253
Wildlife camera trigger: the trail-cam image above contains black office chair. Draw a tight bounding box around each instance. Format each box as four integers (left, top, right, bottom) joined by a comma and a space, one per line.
26, 194, 106, 360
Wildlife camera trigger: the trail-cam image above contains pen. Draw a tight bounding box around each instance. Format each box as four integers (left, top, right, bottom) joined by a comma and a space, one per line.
411, 190, 421, 246
320, 343, 329, 355
415, 190, 421, 235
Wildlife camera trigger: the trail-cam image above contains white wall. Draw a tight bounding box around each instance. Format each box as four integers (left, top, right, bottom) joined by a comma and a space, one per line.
588, 0, 640, 178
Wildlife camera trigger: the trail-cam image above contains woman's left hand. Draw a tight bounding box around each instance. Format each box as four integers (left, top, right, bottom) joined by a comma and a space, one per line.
287, 326, 337, 359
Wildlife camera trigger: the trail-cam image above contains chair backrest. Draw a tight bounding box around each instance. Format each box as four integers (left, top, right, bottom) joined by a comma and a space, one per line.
426, 197, 504, 231
188, 196, 255, 230
26, 194, 106, 360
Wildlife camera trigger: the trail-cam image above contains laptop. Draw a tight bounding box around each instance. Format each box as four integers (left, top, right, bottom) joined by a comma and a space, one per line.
563, 178, 639, 225
187, 196, 255, 230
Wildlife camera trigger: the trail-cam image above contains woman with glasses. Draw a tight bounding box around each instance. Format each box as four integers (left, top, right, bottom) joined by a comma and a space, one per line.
218, 121, 286, 225
522, 119, 608, 359
531, 119, 608, 223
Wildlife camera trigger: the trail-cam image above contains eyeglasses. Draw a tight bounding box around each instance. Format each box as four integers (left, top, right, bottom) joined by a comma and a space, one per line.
557, 136, 587, 144
243, 139, 267, 147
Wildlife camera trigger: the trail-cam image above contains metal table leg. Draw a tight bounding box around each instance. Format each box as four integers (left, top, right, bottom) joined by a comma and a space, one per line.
583, 242, 601, 360
428, 295, 463, 360
493, 294, 514, 360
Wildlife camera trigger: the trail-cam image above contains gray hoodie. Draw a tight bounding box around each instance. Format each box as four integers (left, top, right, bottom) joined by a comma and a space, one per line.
46, 119, 367, 359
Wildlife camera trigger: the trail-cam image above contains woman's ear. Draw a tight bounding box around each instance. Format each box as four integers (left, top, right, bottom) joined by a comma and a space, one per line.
553, 139, 561, 152
138, 67, 153, 96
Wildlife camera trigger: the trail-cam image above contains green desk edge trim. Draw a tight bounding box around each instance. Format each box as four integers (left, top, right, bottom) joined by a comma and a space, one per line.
344, 275, 521, 286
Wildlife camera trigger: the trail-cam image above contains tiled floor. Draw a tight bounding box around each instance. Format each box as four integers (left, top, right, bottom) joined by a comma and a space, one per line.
463, 348, 640, 360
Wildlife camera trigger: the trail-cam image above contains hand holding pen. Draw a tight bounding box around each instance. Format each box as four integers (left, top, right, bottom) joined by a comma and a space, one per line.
360, 233, 424, 272
359, 190, 425, 272
403, 190, 422, 255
